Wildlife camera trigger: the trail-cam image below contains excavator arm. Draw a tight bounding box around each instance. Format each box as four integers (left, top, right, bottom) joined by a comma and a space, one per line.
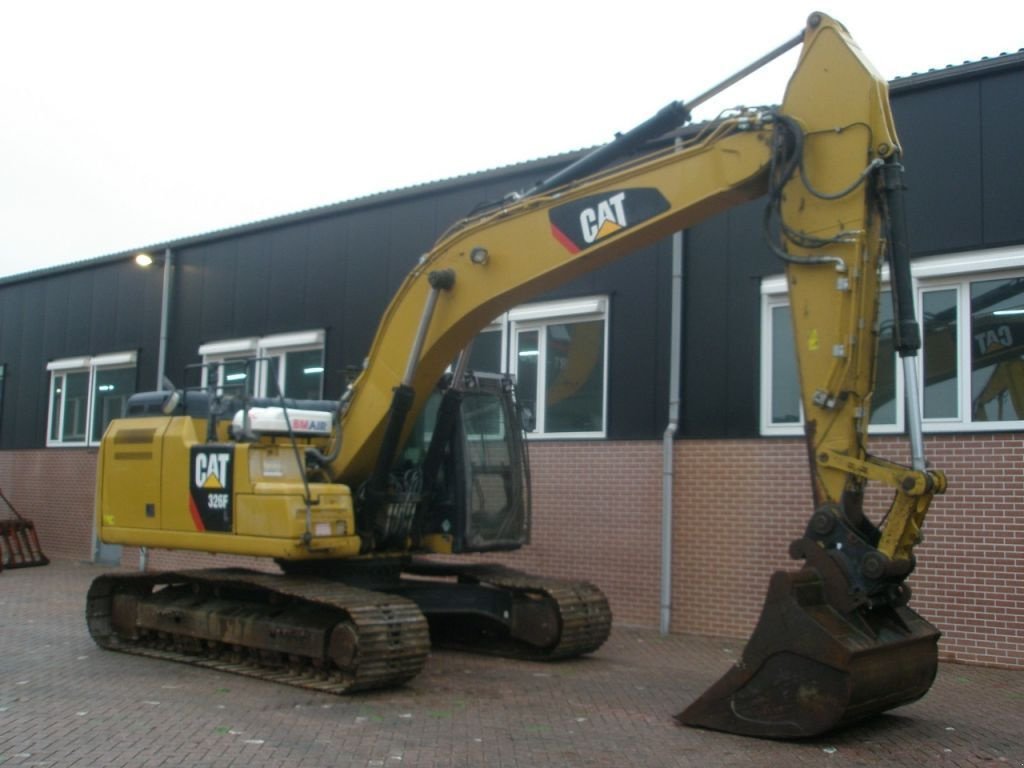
336, 14, 905, 485
332, 12, 946, 737
336, 10, 944, 598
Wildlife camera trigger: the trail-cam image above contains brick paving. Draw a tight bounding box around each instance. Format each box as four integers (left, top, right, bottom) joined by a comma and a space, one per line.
1, 560, 1021, 767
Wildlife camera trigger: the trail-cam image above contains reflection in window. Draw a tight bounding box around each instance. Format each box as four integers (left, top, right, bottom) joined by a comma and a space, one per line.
922, 289, 959, 419
221, 359, 253, 396
467, 329, 502, 374
92, 367, 136, 441
871, 291, 898, 426
281, 348, 324, 400
971, 277, 1024, 421
516, 330, 539, 432
47, 355, 137, 446
545, 320, 604, 433
200, 332, 325, 400
466, 298, 607, 437
764, 291, 898, 432
770, 305, 800, 424
765, 262, 1024, 433
55, 371, 89, 442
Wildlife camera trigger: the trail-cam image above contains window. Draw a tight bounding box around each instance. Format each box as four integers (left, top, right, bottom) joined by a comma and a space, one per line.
466, 297, 608, 438
199, 330, 325, 400
761, 247, 1024, 435
0, 363, 5, 436
260, 331, 326, 400
47, 352, 138, 446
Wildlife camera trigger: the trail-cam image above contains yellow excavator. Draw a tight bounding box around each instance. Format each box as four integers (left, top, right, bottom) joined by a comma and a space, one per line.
89, 13, 946, 738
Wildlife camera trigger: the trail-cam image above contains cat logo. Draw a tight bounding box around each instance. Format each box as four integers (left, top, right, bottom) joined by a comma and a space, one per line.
194, 450, 230, 489
580, 192, 628, 244
975, 325, 1013, 356
549, 188, 670, 254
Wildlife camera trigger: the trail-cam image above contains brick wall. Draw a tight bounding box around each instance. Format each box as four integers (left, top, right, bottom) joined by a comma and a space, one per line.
2, 436, 1020, 669
520, 436, 1023, 670
0, 449, 98, 562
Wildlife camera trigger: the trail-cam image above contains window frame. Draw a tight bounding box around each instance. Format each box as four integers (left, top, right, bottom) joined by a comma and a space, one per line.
198, 330, 326, 400
259, 330, 326, 400
760, 246, 1024, 436
501, 296, 610, 440
46, 351, 138, 447
0, 363, 6, 437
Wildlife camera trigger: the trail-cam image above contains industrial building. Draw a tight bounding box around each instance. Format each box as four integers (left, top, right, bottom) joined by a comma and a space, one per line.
1, 51, 1021, 669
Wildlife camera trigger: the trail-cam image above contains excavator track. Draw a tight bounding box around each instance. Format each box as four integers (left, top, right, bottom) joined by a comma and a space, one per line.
400, 561, 612, 660
86, 569, 430, 694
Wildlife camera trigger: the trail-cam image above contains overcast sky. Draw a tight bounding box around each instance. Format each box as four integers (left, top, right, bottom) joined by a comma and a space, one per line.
2, 1, 1021, 279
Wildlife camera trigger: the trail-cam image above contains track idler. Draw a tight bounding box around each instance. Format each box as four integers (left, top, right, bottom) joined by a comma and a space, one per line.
677, 566, 940, 739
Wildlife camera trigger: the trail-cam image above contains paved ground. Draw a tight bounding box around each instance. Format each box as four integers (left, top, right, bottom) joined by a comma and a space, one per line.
1, 560, 1021, 767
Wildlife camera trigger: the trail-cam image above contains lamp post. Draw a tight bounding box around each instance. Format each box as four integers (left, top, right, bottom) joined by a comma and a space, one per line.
135, 247, 174, 389
133, 247, 175, 571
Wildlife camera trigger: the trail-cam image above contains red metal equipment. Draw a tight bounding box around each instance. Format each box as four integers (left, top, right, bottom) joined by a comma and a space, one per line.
0, 487, 50, 570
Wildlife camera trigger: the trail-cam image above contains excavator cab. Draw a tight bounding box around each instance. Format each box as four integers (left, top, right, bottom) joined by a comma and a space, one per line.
399, 373, 531, 554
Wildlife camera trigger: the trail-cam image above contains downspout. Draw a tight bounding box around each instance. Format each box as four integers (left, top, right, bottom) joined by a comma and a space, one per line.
661, 225, 684, 636
156, 247, 174, 390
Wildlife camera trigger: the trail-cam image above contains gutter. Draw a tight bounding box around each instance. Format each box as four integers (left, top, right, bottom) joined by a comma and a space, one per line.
661, 225, 684, 636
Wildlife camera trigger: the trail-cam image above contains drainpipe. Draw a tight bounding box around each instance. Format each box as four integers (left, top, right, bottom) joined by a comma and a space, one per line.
661, 226, 684, 636
156, 247, 174, 390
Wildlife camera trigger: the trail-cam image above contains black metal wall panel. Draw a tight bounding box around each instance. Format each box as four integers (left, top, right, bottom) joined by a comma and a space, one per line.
981, 69, 1024, 246
894, 80, 984, 256
264, 226, 311, 334
0, 259, 158, 448
232, 231, 273, 333
0, 59, 1020, 449
602, 242, 671, 439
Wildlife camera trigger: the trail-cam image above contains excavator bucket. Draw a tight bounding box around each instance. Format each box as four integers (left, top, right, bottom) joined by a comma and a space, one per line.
0, 488, 50, 570
677, 568, 940, 739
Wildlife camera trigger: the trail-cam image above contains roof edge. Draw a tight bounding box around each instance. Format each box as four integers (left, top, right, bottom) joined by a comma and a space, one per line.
5, 51, 1023, 288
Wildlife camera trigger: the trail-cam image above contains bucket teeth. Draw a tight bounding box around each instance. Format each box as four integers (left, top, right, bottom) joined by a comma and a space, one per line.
677, 568, 939, 739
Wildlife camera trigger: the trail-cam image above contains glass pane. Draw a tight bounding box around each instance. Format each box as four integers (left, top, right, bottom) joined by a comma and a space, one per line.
515, 330, 538, 432
462, 389, 506, 439
284, 349, 324, 400
221, 359, 253, 397
467, 329, 502, 373
771, 305, 801, 424
50, 374, 63, 442
544, 320, 604, 433
62, 370, 89, 442
461, 391, 516, 539
92, 367, 136, 441
922, 289, 959, 419
0, 364, 4, 435
871, 290, 897, 425
970, 277, 1024, 421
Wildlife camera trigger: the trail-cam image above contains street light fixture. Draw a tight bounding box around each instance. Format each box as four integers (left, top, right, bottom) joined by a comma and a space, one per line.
134, 248, 174, 389
133, 247, 174, 573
